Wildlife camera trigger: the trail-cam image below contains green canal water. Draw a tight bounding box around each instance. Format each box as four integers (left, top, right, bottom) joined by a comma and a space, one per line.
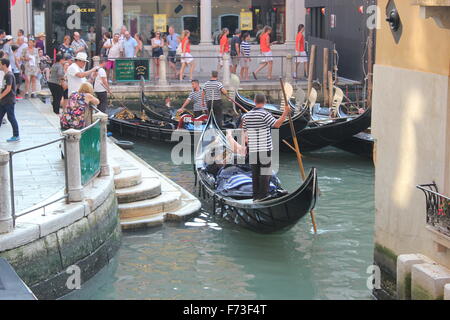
65, 140, 375, 300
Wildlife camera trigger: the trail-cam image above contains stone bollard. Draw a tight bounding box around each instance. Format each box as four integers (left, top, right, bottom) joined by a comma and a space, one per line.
0, 150, 13, 234
286, 54, 294, 83
223, 54, 231, 86
63, 130, 84, 202
93, 112, 110, 177
158, 55, 168, 86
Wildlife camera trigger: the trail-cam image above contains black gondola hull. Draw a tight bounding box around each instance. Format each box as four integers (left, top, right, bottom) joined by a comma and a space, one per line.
333, 132, 374, 159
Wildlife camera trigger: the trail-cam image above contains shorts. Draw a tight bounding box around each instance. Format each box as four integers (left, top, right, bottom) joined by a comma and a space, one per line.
181, 53, 194, 64
240, 57, 250, 68
25, 66, 40, 77
168, 51, 177, 64
231, 55, 240, 66
106, 60, 115, 70
260, 51, 273, 63
296, 51, 308, 63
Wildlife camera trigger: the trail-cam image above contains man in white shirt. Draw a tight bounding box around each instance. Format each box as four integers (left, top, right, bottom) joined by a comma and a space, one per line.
66, 52, 98, 95
93, 58, 111, 113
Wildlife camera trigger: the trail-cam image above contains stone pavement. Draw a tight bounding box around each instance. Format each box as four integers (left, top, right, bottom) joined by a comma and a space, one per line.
0, 99, 64, 213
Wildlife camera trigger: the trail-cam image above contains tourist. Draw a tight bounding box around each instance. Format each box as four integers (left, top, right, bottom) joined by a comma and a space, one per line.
0, 58, 20, 142
60, 82, 99, 130
48, 54, 66, 114
119, 25, 127, 41
66, 52, 99, 96
242, 93, 289, 201
35, 33, 46, 54
10, 45, 22, 97
166, 26, 180, 79
135, 33, 144, 57
253, 26, 273, 80
178, 80, 206, 118
295, 24, 308, 79
100, 32, 111, 59
21, 39, 39, 98
151, 31, 164, 79
203, 70, 227, 127
58, 35, 75, 58
93, 58, 111, 113
38, 48, 52, 82
61, 54, 73, 108
123, 31, 138, 58
239, 32, 251, 81
0, 30, 5, 49
179, 30, 195, 81
230, 29, 242, 74
87, 26, 96, 58
71, 32, 88, 56
218, 28, 230, 71
104, 33, 123, 81
17, 29, 27, 43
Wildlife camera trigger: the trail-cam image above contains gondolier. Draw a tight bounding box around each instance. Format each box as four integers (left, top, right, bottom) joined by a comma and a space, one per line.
178, 80, 206, 118
203, 71, 227, 128
242, 93, 290, 201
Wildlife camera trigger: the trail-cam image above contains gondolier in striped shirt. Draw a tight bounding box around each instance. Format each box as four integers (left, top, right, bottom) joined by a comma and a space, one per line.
242, 93, 290, 201
202, 71, 227, 127
178, 80, 207, 117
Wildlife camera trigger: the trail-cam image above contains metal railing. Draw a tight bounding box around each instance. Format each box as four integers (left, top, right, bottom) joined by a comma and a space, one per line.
417, 183, 450, 237
9, 137, 69, 227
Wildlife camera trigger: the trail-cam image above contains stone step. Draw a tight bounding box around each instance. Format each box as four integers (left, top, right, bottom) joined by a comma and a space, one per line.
116, 178, 161, 204
121, 213, 165, 230
118, 192, 181, 219
114, 169, 142, 189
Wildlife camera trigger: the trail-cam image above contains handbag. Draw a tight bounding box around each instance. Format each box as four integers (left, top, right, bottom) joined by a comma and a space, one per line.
176, 42, 183, 55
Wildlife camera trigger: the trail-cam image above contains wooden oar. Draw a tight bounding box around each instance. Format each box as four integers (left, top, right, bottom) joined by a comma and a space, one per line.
225, 95, 248, 114
280, 78, 318, 234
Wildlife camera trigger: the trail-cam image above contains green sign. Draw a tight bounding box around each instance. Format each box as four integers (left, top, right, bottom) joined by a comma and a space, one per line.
80, 121, 101, 185
115, 59, 150, 82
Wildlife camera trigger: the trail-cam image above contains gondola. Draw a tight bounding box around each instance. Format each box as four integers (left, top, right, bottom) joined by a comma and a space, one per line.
288, 105, 372, 152
333, 131, 374, 159
194, 113, 318, 234
237, 90, 372, 152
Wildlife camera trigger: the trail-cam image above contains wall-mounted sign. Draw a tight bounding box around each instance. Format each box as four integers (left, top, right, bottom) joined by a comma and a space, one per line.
154, 14, 167, 33
115, 59, 150, 82
240, 12, 253, 31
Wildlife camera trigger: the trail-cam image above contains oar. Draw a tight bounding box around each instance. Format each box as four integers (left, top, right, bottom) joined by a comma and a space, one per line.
225, 95, 248, 114
280, 78, 318, 234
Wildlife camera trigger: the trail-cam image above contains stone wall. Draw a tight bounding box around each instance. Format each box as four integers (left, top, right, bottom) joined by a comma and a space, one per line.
0, 171, 121, 300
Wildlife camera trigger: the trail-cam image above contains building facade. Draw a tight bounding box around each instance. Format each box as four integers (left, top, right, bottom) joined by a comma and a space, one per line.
372, 0, 450, 299
10, 0, 305, 56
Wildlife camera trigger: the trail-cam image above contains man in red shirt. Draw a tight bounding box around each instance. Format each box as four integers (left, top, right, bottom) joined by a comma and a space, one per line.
252, 26, 273, 80
295, 24, 308, 79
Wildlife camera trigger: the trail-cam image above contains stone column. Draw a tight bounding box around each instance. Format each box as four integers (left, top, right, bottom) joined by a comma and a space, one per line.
112, 0, 124, 34
158, 55, 168, 86
200, 0, 212, 45
0, 150, 13, 234
285, 0, 297, 45
63, 130, 84, 202
222, 54, 231, 86
93, 112, 110, 177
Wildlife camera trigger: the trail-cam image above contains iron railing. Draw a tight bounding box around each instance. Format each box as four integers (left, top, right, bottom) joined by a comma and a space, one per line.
417, 183, 450, 237
9, 137, 69, 227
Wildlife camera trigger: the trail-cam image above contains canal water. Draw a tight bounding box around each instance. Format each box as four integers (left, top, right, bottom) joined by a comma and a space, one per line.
65, 139, 375, 300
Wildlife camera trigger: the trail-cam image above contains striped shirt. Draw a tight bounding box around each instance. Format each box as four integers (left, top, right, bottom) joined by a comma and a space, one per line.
242, 108, 277, 152
188, 89, 205, 112
203, 80, 224, 102
241, 41, 251, 57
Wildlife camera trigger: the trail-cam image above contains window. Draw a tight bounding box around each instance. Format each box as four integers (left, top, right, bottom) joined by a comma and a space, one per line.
123, 0, 200, 44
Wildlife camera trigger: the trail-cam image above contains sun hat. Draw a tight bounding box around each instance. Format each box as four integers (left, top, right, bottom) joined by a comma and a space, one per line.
74, 52, 89, 62
5, 35, 13, 41
37, 32, 46, 38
